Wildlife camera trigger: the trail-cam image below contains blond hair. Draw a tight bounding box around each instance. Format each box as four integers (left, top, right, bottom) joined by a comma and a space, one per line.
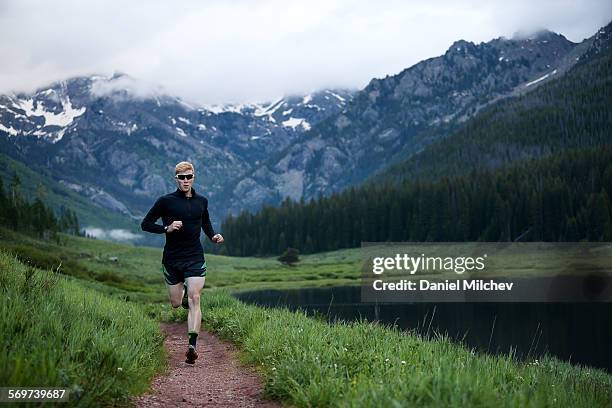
175, 161, 194, 174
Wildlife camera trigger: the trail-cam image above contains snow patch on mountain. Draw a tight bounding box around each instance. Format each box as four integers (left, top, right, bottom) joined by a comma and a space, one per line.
203, 103, 254, 114
326, 90, 346, 102
52, 128, 68, 143
525, 69, 558, 87
17, 96, 85, 127
0, 123, 18, 136
282, 117, 311, 130
254, 98, 285, 122
126, 123, 138, 135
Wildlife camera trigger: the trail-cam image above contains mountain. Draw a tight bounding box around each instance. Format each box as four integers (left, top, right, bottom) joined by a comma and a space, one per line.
220, 23, 612, 255
373, 20, 612, 184
227, 28, 598, 213
1, 23, 609, 229
0, 74, 353, 225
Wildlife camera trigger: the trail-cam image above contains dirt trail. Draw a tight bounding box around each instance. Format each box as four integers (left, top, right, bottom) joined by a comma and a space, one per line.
134, 323, 282, 407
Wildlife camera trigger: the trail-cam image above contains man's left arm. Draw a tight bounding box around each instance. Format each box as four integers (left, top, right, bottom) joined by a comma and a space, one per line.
202, 198, 223, 243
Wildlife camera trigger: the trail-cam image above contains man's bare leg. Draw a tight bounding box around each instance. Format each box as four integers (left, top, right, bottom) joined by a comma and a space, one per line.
184, 276, 205, 363
185, 276, 205, 332
166, 282, 185, 308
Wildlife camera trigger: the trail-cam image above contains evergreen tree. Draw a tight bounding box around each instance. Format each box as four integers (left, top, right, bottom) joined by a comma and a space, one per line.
221, 148, 612, 256
278, 247, 300, 266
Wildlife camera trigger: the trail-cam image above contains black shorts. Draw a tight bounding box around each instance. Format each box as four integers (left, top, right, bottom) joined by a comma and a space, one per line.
161, 260, 207, 285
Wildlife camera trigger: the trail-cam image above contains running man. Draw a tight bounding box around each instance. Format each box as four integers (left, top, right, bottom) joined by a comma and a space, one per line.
141, 161, 224, 364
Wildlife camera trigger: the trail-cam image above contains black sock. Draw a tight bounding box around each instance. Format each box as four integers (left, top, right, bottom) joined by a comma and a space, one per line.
188, 332, 198, 348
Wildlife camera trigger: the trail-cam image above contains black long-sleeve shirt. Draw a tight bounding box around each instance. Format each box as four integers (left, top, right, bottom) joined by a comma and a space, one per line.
141, 188, 216, 264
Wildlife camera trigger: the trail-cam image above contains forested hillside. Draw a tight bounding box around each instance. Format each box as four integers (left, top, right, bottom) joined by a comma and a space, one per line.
0, 175, 80, 239
221, 148, 612, 255
375, 29, 612, 183
220, 27, 612, 256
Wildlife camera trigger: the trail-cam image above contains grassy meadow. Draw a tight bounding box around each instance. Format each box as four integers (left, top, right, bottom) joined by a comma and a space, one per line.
0, 226, 364, 304
2, 228, 612, 406
199, 291, 612, 407
0, 250, 165, 407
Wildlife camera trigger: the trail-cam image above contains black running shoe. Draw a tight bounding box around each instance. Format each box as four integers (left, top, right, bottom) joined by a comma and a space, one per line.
181, 284, 189, 309
185, 346, 198, 364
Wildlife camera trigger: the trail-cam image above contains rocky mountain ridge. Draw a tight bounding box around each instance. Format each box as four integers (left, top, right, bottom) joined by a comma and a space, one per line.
0, 22, 609, 226
0, 74, 353, 221
229, 28, 602, 215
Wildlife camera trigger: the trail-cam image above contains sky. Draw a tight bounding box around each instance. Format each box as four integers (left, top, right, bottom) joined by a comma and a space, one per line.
1, 0, 611, 105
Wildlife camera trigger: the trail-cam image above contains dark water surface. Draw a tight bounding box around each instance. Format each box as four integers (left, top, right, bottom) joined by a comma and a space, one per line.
234, 285, 612, 372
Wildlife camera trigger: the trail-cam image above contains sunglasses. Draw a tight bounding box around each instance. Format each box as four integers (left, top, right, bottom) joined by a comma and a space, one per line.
175, 174, 194, 180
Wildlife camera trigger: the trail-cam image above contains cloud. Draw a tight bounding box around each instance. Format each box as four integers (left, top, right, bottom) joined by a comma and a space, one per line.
89, 74, 165, 100
84, 227, 142, 242
0, 0, 611, 104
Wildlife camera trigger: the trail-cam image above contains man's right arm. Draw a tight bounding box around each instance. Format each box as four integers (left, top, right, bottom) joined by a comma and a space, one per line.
141, 198, 166, 234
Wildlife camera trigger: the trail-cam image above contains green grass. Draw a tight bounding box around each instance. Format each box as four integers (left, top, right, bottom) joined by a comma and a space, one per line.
200, 291, 612, 407
3, 228, 612, 406
65, 232, 364, 292
0, 227, 167, 303
5, 230, 608, 308
0, 227, 364, 304
0, 251, 166, 407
